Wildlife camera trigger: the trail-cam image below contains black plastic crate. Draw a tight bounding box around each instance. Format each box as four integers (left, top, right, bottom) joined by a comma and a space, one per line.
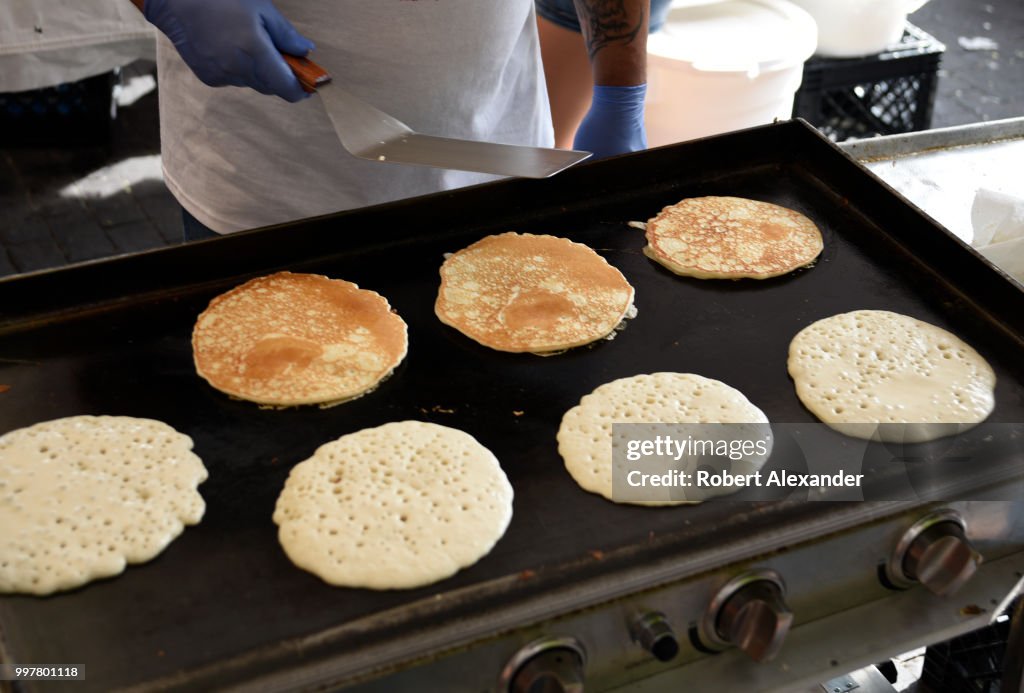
919, 597, 1020, 693
794, 23, 945, 142
0, 69, 119, 147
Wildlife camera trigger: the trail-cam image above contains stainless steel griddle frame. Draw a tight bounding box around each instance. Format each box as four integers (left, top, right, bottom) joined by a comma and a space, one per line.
840, 115, 1024, 159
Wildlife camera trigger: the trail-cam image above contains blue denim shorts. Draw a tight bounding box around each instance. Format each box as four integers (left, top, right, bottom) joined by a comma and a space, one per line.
536, 0, 672, 33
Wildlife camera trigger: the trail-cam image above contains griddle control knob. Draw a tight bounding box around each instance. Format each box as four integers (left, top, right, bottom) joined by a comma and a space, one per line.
631, 611, 679, 662
887, 509, 982, 597
699, 569, 792, 663
501, 637, 586, 693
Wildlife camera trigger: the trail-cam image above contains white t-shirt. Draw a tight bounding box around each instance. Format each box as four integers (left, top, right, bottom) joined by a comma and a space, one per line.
157, 1, 553, 233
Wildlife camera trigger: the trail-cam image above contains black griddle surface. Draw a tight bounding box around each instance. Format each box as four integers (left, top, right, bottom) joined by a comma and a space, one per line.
1, 121, 1022, 692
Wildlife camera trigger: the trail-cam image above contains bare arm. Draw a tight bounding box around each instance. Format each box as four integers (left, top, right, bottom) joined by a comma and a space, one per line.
572, 0, 649, 86
129, 0, 144, 11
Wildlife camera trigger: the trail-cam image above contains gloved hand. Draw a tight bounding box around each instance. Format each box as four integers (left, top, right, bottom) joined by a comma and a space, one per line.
573, 84, 648, 159
143, 0, 314, 102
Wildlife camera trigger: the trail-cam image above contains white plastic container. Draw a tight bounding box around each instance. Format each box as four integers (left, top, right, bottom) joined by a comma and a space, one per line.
786, 0, 930, 57
645, 0, 818, 146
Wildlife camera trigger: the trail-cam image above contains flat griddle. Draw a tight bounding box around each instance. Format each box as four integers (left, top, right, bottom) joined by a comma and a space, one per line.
1, 120, 1022, 692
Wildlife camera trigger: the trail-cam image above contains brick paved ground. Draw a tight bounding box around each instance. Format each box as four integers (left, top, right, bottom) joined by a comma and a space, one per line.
0, 61, 179, 277
0, 0, 1021, 278
912, 0, 1023, 127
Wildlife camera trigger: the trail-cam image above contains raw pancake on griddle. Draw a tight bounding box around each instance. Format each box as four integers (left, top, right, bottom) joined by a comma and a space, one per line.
273, 421, 513, 590
644, 196, 823, 279
435, 232, 635, 353
558, 373, 772, 505
788, 310, 996, 442
192, 271, 408, 407
0, 415, 207, 596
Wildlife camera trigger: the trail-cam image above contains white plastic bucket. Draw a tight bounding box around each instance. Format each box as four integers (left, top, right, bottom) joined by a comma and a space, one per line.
785, 0, 930, 57
645, 0, 818, 146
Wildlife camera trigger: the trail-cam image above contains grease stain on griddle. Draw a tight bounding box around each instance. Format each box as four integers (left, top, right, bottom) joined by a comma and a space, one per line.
419, 405, 456, 415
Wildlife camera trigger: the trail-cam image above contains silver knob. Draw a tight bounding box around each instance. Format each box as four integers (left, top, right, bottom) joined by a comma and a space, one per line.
631, 612, 679, 662
699, 569, 793, 663
501, 637, 586, 693
887, 509, 982, 596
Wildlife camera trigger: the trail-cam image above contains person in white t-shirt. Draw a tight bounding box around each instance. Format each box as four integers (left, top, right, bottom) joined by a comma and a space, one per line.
129, 0, 650, 238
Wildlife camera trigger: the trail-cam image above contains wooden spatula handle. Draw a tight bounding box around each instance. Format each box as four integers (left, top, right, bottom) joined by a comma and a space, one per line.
282, 54, 331, 93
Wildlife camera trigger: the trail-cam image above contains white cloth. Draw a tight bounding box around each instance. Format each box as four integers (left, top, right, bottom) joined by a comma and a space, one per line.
971, 188, 1024, 285
157, 0, 554, 233
0, 0, 154, 92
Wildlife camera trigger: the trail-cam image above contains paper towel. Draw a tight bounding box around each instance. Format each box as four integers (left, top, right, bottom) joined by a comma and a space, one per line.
972, 187, 1024, 283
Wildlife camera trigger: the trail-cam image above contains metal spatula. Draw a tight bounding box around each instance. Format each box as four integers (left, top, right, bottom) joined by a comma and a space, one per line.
284, 55, 591, 179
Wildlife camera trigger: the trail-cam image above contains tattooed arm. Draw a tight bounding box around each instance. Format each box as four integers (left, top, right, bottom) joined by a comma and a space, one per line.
570, 0, 650, 156
573, 0, 649, 86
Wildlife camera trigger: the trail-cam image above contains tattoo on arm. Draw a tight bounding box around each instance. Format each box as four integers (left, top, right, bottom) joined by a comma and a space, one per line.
573, 0, 646, 60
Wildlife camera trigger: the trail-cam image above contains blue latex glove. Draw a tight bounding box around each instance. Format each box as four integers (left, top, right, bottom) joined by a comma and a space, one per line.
573, 84, 648, 158
143, 0, 314, 102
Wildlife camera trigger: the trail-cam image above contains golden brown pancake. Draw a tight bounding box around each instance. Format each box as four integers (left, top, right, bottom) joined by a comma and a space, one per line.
435, 232, 635, 353
644, 196, 823, 279
193, 271, 407, 407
